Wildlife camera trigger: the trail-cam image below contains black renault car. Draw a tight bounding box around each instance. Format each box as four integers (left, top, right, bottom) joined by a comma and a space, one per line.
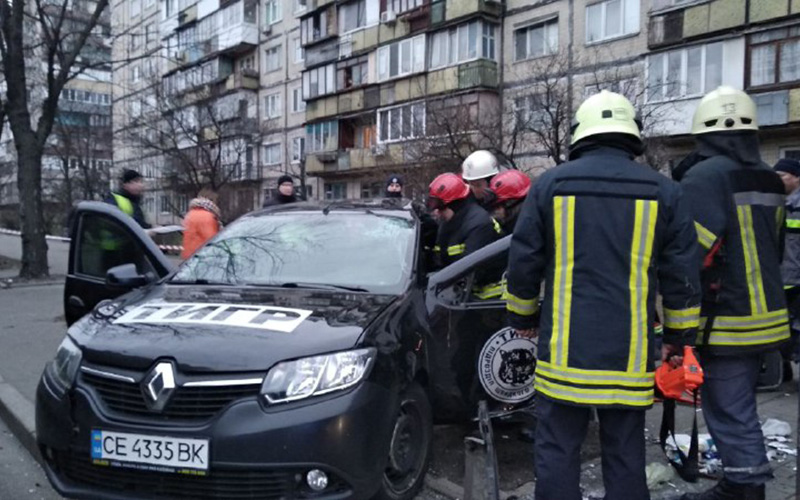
36, 200, 535, 500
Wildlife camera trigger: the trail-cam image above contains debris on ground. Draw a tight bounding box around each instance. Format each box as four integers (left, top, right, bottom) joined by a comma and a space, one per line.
645, 462, 675, 488
761, 418, 791, 437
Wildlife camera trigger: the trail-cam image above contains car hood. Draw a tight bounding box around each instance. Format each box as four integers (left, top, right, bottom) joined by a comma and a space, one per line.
70, 284, 397, 373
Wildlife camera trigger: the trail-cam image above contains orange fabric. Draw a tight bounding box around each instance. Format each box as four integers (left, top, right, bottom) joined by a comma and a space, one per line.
181, 208, 219, 259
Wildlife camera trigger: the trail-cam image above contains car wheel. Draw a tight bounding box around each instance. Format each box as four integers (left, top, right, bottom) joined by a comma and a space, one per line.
373, 383, 433, 500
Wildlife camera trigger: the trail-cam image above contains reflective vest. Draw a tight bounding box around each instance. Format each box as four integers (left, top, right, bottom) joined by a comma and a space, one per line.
112, 193, 135, 217
506, 147, 702, 409
433, 201, 501, 268
681, 155, 790, 354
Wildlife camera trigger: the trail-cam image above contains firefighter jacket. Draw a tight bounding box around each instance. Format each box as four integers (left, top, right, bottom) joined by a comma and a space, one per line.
506, 146, 702, 409
781, 189, 800, 287
680, 133, 790, 355
434, 199, 501, 268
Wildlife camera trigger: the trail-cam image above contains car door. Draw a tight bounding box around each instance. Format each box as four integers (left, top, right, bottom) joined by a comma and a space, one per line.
424, 236, 516, 420
64, 201, 175, 325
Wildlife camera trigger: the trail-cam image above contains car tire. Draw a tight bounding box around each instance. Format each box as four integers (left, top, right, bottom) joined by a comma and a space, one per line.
373, 383, 433, 500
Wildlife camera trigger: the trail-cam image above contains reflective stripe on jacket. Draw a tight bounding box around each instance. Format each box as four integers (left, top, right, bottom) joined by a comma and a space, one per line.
434, 200, 500, 268
506, 146, 701, 409
681, 154, 790, 354
781, 189, 800, 286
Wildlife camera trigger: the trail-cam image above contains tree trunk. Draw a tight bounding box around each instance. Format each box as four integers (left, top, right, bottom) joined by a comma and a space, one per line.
17, 143, 49, 278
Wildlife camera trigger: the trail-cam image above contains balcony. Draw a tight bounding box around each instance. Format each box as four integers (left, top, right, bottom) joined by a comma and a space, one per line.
427, 59, 498, 94
442, 0, 501, 23
223, 70, 259, 92
648, 0, 750, 48
178, 4, 198, 26
213, 23, 259, 55
305, 38, 339, 67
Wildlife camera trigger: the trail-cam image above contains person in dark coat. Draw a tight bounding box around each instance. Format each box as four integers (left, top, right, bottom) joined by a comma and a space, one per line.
104, 169, 151, 229
385, 174, 404, 198
263, 175, 298, 208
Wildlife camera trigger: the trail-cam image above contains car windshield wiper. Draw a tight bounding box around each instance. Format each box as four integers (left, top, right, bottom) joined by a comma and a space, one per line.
248, 282, 369, 293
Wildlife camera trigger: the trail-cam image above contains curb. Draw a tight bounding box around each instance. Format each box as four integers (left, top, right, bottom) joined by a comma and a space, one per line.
0, 276, 66, 289
0, 374, 41, 464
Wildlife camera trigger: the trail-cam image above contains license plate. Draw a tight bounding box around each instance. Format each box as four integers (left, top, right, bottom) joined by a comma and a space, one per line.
91, 430, 209, 473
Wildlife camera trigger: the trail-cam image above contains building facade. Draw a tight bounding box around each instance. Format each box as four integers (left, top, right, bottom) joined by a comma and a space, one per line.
0, 0, 113, 233
107, 0, 800, 212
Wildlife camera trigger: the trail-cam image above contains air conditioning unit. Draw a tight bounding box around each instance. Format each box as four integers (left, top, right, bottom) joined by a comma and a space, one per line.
380, 9, 396, 24
372, 143, 388, 156
262, 24, 272, 36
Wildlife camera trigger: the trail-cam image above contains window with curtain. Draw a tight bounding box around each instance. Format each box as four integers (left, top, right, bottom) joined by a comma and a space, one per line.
748, 26, 800, 88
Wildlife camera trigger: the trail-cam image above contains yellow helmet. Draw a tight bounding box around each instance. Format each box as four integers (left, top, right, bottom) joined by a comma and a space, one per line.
691, 86, 758, 135
570, 90, 641, 145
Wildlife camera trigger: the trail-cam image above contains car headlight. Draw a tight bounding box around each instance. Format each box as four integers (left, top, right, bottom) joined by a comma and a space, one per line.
261, 348, 376, 404
46, 336, 82, 394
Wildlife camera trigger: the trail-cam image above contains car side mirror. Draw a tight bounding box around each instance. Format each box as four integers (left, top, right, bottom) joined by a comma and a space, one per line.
106, 264, 150, 289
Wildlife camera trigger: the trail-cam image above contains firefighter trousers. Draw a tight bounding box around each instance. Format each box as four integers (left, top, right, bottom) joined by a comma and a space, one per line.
701, 353, 773, 485
533, 397, 649, 500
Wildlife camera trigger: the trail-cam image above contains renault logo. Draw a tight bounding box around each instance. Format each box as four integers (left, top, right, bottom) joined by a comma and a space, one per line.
141, 362, 176, 412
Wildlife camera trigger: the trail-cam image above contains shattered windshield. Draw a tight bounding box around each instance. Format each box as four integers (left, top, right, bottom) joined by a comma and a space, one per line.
172, 210, 416, 294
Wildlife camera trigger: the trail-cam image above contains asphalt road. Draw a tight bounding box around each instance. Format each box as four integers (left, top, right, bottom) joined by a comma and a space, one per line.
0, 417, 61, 500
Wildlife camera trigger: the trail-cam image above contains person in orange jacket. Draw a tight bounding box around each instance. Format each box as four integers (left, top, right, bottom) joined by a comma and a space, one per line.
181, 188, 221, 259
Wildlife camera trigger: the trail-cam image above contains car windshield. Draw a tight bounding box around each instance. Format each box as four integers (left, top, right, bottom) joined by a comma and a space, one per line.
171, 210, 416, 294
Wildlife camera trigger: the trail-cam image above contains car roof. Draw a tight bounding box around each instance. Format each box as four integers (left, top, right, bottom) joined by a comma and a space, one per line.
249, 199, 416, 219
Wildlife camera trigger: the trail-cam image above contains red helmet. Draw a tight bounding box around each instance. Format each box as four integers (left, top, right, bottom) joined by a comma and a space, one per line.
490, 170, 531, 206
427, 173, 470, 210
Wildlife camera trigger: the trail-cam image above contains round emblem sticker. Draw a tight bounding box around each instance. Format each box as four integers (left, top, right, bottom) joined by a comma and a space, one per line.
478, 327, 537, 404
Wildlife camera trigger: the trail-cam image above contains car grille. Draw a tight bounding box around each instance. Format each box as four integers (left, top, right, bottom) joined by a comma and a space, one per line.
81, 372, 261, 422
57, 450, 296, 499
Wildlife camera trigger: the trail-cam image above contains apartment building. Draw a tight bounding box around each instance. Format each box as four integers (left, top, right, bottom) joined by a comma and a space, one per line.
0, 0, 113, 233
504, 0, 800, 174
300, 0, 504, 199
111, 0, 310, 223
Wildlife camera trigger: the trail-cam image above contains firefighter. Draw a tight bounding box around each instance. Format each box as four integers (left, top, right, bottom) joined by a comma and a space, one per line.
461, 150, 499, 209
489, 169, 532, 234
505, 91, 702, 500
679, 87, 790, 500
775, 157, 800, 376
105, 169, 151, 229
427, 172, 500, 268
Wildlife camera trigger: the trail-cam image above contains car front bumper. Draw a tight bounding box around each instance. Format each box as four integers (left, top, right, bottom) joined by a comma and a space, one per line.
36, 374, 398, 500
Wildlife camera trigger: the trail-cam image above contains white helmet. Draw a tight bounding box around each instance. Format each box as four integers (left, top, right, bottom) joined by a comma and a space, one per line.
461, 150, 500, 181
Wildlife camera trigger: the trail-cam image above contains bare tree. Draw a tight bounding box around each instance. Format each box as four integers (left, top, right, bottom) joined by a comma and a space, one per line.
121, 71, 261, 220
0, 0, 110, 277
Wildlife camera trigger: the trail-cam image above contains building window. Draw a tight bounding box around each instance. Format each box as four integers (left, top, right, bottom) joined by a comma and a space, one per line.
294, 38, 304, 63
514, 18, 558, 61
748, 26, 800, 89
302, 63, 336, 99
325, 182, 347, 200
89, 115, 111, 127
160, 195, 171, 214
292, 87, 306, 113
264, 93, 282, 118
586, 0, 639, 44
240, 53, 256, 71
306, 121, 337, 152
145, 23, 155, 45
389, 0, 423, 15
264, 45, 282, 72
360, 182, 383, 199
647, 42, 722, 102
131, 65, 141, 82
337, 55, 368, 89
378, 102, 425, 143
130, 0, 141, 17
292, 137, 305, 163
263, 143, 282, 165
145, 0, 155, 8
165, 0, 174, 16
295, 0, 307, 13
378, 35, 425, 81
340, 0, 366, 34
300, 9, 329, 45
265, 0, 282, 25
429, 22, 495, 70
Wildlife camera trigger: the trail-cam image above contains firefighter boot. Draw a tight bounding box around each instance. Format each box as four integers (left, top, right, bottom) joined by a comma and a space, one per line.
681, 479, 765, 500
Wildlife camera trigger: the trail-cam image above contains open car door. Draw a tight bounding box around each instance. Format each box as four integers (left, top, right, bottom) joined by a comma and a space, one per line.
64, 201, 175, 325
424, 236, 535, 420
